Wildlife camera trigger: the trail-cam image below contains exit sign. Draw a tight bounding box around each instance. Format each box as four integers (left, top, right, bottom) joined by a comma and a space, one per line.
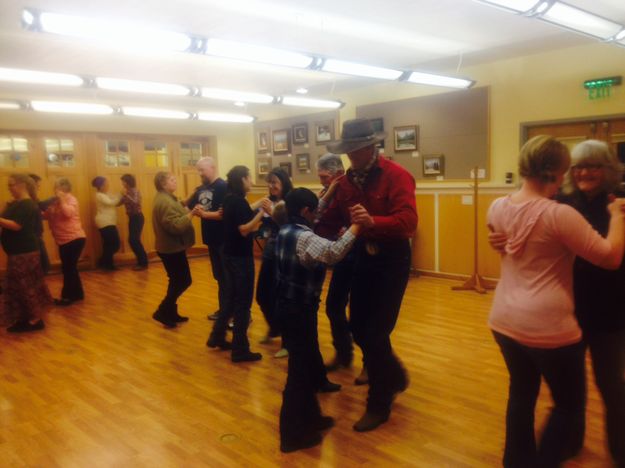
584, 76, 622, 100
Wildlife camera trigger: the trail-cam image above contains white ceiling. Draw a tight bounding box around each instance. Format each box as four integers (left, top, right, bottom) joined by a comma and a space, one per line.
0, 0, 624, 120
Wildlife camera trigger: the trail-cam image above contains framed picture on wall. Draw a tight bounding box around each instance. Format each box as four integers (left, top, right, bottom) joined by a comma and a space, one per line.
258, 159, 270, 175
370, 118, 385, 148
272, 129, 291, 154
315, 120, 334, 145
257, 130, 269, 152
423, 154, 444, 176
279, 161, 292, 177
292, 123, 308, 145
296, 153, 310, 172
394, 125, 418, 151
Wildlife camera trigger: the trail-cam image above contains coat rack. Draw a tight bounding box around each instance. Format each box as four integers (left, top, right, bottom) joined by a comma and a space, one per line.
452, 166, 497, 294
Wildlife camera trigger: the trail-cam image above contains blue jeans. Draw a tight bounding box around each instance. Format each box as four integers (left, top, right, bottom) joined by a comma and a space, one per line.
325, 251, 355, 362
128, 214, 148, 267
493, 331, 586, 468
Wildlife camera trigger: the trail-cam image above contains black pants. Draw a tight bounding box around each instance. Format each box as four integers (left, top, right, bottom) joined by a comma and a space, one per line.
493, 331, 586, 468
325, 252, 355, 361
156, 251, 192, 319
38, 237, 50, 274
586, 329, 625, 467
128, 214, 148, 267
279, 299, 325, 444
211, 254, 254, 355
350, 240, 411, 415
98, 225, 120, 269
59, 238, 85, 301
207, 244, 226, 313
256, 240, 279, 336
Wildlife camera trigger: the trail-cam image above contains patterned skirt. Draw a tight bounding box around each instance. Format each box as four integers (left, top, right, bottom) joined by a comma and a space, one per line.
1, 251, 52, 326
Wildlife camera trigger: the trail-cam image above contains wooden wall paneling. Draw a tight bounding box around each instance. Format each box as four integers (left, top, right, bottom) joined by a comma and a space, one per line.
413, 194, 436, 271
438, 194, 475, 275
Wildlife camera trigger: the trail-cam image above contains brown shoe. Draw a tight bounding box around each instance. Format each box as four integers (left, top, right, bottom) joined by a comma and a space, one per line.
353, 411, 389, 432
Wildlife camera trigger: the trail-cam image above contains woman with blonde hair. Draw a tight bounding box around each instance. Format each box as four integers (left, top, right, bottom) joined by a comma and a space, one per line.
487, 136, 625, 467
43, 177, 87, 306
0, 173, 51, 332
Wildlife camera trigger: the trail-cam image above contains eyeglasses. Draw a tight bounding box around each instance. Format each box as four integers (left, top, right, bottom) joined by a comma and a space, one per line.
571, 164, 604, 172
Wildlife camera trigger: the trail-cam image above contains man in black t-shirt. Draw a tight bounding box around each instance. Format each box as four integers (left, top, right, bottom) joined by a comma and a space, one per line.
187, 157, 227, 320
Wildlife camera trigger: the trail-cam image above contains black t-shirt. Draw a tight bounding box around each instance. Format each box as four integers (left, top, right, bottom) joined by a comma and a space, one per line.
1, 198, 40, 255
223, 194, 255, 257
187, 178, 227, 246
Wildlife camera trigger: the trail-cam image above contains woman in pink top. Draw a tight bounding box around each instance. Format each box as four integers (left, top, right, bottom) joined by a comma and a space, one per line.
487, 136, 625, 467
43, 178, 87, 306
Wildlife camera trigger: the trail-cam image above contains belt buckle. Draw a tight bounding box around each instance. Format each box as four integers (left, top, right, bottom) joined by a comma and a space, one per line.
365, 241, 379, 256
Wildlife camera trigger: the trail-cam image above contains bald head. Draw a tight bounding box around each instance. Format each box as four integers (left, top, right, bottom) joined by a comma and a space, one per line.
196, 156, 217, 183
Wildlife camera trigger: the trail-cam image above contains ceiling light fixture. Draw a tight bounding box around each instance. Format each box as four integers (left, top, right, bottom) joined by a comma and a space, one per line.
25, 9, 193, 53
538, 2, 623, 40
0, 67, 83, 86
321, 59, 403, 81
280, 96, 343, 109
205, 39, 314, 69
201, 87, 274, 104
31, 101, 114, 115
0, 101, 21, 110
472, 0, 542, 14
95, 77, 190, 96
405, 72, 474, 89
197, 112, 255, 123
295, 87, 309, 94
122, 107, 190, 119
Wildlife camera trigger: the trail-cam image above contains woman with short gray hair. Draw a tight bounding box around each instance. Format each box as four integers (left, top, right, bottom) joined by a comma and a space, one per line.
43, 177, 87, 306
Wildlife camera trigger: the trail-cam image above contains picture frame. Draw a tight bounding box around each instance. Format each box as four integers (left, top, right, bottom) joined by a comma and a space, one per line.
279, 161, 292, 177
296, 153, 310, 172
257, 130, 269, 153
394, 125, 418, 152
370, 118, 385, 148
423, 154, 444, 176
292, 123, 308, 145
315, 120, 335, 145
258, 159, 270, 175
272, 129, 291, 154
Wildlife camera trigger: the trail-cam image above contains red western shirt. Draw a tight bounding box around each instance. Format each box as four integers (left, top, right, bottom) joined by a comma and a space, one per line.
317, 156, 418, 240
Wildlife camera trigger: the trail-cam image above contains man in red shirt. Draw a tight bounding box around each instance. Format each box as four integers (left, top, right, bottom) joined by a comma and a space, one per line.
321, 119, 418, 432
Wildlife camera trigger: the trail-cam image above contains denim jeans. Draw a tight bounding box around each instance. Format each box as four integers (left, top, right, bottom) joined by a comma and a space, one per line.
128, 214, 148, 267
59, 238, 85, 301
211, 254, 254, 355
493, 331, 586, 468
325, 251, 355, 362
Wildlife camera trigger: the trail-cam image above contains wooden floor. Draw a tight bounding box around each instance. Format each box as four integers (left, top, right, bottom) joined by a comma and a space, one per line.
0, 256, 615, 467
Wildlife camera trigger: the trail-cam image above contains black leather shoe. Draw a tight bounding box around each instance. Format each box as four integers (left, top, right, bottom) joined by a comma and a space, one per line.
354, 367, 369, 386
315, 416, 335, 431
174, 314, 189, 323
152, 311, 177, 328
54, 298, 74, 307
231, 351, 262, 362
7, 319, 45, 333
353, 411, 389, 432
206, 337, 232, 350
317, 381, 341, 393
280, 432, 322, 453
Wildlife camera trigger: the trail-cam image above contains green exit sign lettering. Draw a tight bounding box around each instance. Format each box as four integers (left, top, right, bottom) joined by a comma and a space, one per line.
584, 76, 622, 100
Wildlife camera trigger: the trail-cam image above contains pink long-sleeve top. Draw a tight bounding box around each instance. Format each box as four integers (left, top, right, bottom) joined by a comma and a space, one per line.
44, 193, 86, 246
487, 196, 612, 348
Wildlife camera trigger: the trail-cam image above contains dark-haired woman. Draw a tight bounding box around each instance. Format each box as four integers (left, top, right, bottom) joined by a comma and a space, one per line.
0, 174, 51, 332
120, 174, 148, 270
92, 176, 120, 271
208, 165, 269, 362
257, 168, 293, 358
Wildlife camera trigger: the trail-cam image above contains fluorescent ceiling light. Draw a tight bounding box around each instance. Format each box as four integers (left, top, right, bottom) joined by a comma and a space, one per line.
205, 39, 313, 69
22, 9, 35, 26
197, 112, 254, 123
0, 102, 20, 110
233, 101, 245, 107
322, 59, 403, 81
31, 101, 113, 115
201, 87, 274, 104
281, 96, 342, 109
122, 107, 190, 119
296, 87, 308, 94
38, 11, 192, 53
473, 0, 542, 13
406, 72, 474, 89
615, 30, 625, 41
95, 77, 190, 96
539, 2, 623, 40
0, 67, 83, 86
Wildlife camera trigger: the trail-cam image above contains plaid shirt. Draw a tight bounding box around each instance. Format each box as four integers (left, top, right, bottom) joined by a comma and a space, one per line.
121, 188, 142, 216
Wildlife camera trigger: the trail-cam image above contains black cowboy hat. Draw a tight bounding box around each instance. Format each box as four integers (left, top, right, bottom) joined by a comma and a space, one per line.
326, 118, 386, 154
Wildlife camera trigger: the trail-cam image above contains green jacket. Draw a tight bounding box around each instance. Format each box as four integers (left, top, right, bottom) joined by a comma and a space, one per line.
152, 191, 195, 254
